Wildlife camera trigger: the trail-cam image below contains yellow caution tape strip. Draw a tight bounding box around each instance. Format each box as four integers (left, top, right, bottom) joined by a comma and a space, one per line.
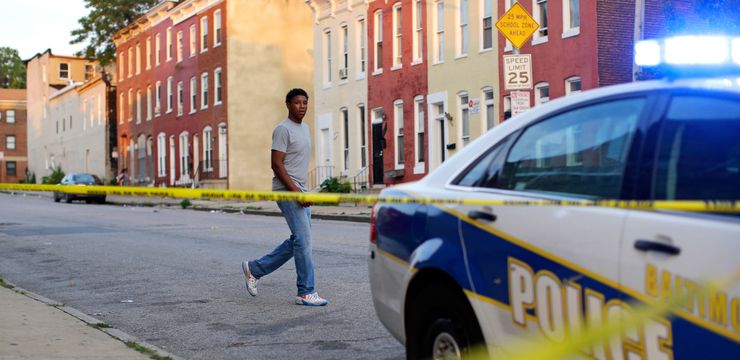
1, 183, 740, 213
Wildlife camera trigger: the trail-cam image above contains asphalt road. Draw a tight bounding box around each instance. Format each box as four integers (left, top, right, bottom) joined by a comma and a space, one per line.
0, 192, 404, 360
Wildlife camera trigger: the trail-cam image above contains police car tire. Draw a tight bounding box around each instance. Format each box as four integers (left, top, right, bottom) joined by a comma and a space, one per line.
407, 284, 486, 360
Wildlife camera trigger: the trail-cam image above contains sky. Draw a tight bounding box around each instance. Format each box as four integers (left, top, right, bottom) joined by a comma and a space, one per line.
0, 0, 89, 60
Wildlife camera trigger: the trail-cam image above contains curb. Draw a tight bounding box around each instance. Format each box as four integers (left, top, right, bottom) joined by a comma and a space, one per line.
2, 279, 182, 360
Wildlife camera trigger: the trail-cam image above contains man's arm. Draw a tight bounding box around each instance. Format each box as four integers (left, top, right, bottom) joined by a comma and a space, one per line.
271, 150, 311, 206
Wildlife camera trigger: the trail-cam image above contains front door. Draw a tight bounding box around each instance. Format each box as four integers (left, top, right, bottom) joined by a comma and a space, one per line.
372, 122, 384, 185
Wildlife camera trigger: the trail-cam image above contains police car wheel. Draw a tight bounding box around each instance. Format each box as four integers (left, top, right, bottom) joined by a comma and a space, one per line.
53, 193, 61, 202
407, 284, 486, 360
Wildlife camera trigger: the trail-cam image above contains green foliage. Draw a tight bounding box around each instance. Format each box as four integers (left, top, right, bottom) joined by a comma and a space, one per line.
320, 177, 352, 193
71, 0, 159, 67
0, 47, 26, 89
180, 199, 192, 209
41, 166, 65, 184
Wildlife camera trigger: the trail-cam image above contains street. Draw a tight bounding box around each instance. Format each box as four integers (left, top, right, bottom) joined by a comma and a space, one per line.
0, 192, 404, 360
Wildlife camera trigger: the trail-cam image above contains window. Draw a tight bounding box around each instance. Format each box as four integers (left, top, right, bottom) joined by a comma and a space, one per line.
214, 67, 223, 105
454, 134, 513, 187
136, 89, 142, 123
6, 135, 16, 150
155, 33, 161, 66
85, 64, 94, 81
340, 24, 349, 79
565, 76, 582, 95
374, 10, 383, 71
5, 161, 16, 177
534, 0, 548, 40
190, 25, 197, 57
435, 1, 445, 63
460, 93, 470, 145
6, 110, 15, 124
59, 63, 69, 79
503, 95, 511, 120
414, 96, 425, 166
166, 27, 173, 60
342, 108, 349, 172
413, 0, 423, 62
535, 82, 550, 105
394, 100, 404, 167
324, 30, 332, 84
482, 0, 493, 50
201, 16, 209, 52
190, 77, 197, 113
357, 18, 366, 74
483, 87, 494, 129
203, 127, 213, 171
177, 81, 183, 116
214, 10, 222, 46
136, 43, 141, 74
359, 105, 367, 168
157, 133, 167, 177
458, 0, 468, 56
119, 93, 125, 124
128, 48, 133, 77
201, 72, 209, 109
177, 31, 183, 62
146, 86, 153, 120
563, 0, 580, 36
167, 76, 173, 113
392, 3, 402, 68
119, 52, 124, 79
498, 98, 645, 198
146, 36, 152, 69
128, 88, 133, 121
654, 95, 740, 200
155, 81, 162, 116
179, 132, 189, 176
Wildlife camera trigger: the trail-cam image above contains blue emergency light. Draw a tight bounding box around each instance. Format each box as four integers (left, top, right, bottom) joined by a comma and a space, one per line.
635, 35, 740, 77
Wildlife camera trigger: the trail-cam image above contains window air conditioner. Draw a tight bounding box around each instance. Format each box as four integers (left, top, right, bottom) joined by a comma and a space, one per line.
339, 68, 348, 79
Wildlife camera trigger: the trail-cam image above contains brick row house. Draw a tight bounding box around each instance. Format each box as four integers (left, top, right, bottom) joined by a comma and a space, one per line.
0, 89, 27, 183
113, 0, 314, 190
25, 50, 117, 182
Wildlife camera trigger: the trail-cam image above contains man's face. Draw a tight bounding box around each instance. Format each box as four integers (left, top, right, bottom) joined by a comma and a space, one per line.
287, 95, 308, 121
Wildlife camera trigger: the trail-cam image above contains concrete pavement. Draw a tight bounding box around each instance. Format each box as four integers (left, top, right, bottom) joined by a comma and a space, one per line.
1, 191, 372, 359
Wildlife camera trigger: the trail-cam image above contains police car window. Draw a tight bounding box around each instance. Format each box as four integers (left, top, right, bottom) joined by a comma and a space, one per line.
499, 98, 645, 198
654, 95, 740, 200
454, 134, 512, 187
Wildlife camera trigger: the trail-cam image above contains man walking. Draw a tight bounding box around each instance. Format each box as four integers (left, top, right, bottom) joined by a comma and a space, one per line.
241, 88, 328, 306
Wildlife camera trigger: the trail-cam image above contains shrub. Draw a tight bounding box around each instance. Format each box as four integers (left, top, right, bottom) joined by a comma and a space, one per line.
180, 199, 192, 209
41, 166, 65, 184
319, 177, 352, 193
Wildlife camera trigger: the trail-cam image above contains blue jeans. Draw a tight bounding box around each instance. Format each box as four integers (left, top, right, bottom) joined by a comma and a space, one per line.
248, 201, 315, 296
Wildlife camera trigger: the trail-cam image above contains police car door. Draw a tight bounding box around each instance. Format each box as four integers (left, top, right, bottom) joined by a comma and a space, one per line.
453, 96, 650, 357
619, 92, 740, 359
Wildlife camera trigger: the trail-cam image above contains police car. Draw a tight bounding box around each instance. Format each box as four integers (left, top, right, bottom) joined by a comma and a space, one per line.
369, 35, 740, 359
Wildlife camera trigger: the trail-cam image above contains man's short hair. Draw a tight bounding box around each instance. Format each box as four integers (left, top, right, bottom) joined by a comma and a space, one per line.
285, 88, 309, 103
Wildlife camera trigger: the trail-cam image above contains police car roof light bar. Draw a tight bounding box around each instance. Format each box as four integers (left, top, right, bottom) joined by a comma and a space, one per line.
635, 35, 740, 78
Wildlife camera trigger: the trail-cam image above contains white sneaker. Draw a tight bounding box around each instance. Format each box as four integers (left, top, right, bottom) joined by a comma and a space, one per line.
242, 261, 258, 296
296, 292, 328, 306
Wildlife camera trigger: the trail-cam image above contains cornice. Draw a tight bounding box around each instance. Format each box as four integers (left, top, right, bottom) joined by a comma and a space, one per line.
170, 0, 224, 26
113, 1, 177, 46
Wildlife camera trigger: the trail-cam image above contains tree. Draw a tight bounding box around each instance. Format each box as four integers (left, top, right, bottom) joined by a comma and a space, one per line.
70, 0, 159, 67
0, 47, 26, 89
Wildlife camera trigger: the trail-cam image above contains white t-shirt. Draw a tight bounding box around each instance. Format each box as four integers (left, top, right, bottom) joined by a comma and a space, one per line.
271, 118, 311, 192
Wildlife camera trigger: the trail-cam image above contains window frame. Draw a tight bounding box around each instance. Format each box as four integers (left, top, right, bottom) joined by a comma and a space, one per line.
457, 0, 469, 57
414, 95, 425, 172
200, 72, 209, 109
534, 82, 550, 105
6, 135, 16, 150
59, 62, 70, 79
146, 36, 152, 69
166, 76, 173, 113
565, 76, 582, 96
481, 0, 493, 51
177, 81, 184, 116
394, 99, 405, 169
201, 16, 209, 52
533, 0, 549, 44
214, 9, 222, 46
157, 133, 167, 177
373, 10, 383, 73
459, 92, 470, 146
214, 67, 223, 105
356, 17, 367, 76
412, 0, 423, 63
562, 0, 580, 38
392, 3, 403, 69
6, 110, 15, 124
434, 0, 445, 64
166, 27, 173, 61
190, 77, 197, 113
177, 30, 183, 62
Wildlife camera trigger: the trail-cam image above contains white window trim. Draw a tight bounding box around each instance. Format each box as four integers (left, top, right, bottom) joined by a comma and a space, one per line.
412, 0, 423, 64
392, 3, 402, 69
214, 9, 222, 47
119, 93, 125, 124
533, 0, 549, 44
128, 88, 133, 122
136, 89, 142, 123
155, 81, 162, 116
458, 91, 470, 147
203, 126, 213, 171
200, 16, 209, 53
119, 53, 125, 80
373, 10, 383, 73
480, 0, 493, 52
166, 77, 173, 113
214, 67, 223, 105
356, 17, 367, 79
200, 72, 209, 109
146, 37, 152, 70
341, 107, 350, 174
457, 0, 468, 57
136, 43, 141, 74
146, 86, 153, 120
434, 0, 445, 64
413, 95, 425, 174
339, 23, 349, 84
176, 30, 183, 63
190, 77, 197, 114
565, 76, 582, 96
357, 104, 367, 169
190, 25, 197, 57
177, 81, 183, 116
482, 86, 495, 130
562, 0, 580, 38
179, 131, 190, 177
534, 82, 550, 105
323, 29, 332, 87
166, 27, 173, 61
155, 33, 161, 66
394, 99, 405, 170
157, 133, 167, 177
128, 47, 133, 77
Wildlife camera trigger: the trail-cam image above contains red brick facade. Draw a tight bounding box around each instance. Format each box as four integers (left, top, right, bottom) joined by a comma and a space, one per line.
367, 0, 428, 186
0, 89, 28, 183
115, 0, 227, 187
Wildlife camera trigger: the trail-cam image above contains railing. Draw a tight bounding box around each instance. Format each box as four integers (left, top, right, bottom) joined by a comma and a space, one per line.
308, 165, 334, 191
197, 159, 227, 181
348, 167, 370, 193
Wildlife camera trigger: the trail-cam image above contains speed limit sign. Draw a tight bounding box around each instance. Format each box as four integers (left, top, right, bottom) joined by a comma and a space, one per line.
503, 54, 532, 90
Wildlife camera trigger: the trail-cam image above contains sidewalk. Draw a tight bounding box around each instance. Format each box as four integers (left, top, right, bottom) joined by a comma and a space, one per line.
105, 194, 374, 223
0, 279, 178, 360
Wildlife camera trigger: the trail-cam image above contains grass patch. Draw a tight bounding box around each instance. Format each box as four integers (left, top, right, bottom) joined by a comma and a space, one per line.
125, 341, 172, 360
243, 206, 263, 211
48, 303, 64, 308
89, 322, 112, 329
0, 277, 14, 289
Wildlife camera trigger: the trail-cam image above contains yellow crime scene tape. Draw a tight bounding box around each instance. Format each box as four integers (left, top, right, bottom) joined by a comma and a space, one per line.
1, 183, 740, 213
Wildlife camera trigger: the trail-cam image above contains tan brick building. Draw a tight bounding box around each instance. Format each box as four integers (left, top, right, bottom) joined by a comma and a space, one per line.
0, 89, 27, 183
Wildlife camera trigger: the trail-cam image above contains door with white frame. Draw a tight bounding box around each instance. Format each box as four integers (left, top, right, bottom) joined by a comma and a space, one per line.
317, 113, 333, 185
